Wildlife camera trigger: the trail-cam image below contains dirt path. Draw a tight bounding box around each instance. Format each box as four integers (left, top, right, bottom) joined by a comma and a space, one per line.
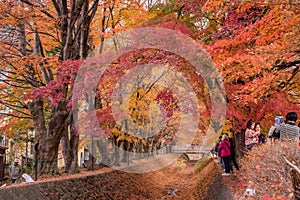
3, 155, 237, 199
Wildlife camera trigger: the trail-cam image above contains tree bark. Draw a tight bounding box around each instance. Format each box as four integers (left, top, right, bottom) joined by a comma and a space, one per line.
96, 138, 110, 166
40, 103, 69, 174
61, 129, 72, 173
70, 127, 79, 173
99, 7, 107, 54
20, 0, 100, 176
87, 139, 96, 170
28, 98, 47, 178
29, 99, 69, 175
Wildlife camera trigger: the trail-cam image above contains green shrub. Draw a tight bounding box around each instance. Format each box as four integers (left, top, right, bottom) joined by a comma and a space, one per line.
194, 153, 213, 173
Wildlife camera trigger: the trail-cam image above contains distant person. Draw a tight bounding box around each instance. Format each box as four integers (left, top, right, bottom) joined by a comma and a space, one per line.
228, 134, 239, 173
279, 112, 299, 141
245, 119, 258, 149
254, 123, 266, 144
214, 135, 225, 170
218, 134, 231, 176
268, 116, 284, 144
274, 117, 285, 140
9, 159, 22, 184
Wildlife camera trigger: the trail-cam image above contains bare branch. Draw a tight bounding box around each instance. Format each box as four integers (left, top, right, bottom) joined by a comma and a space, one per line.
284, 156, 300, 175
20, 0, 55, 18
51, 0, 61, 16
27, 31, 61, 44
0, 112, 31, 119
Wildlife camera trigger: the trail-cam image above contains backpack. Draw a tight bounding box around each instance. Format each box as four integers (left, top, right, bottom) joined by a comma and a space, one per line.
272, 128, 280, 139
214, 141, 221, 157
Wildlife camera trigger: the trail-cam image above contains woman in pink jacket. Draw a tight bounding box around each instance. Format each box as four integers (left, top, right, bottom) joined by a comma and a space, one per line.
218, 134, 231, 176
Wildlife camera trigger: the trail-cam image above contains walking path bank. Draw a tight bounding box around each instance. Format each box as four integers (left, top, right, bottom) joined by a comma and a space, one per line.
0, 154, 235, 200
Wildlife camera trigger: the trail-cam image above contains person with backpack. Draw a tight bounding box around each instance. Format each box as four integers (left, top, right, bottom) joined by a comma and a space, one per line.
218, 134, 231, 176
268, 116, 283, 144
279, 112, 299, 141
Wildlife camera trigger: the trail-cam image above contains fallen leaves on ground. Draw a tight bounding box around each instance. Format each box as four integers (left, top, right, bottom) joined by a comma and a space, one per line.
222, 140, 299, 199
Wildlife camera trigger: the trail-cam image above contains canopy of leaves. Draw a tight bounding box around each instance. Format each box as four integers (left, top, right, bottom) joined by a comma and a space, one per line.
1, 0, 299, 141
167, 0, 300, 130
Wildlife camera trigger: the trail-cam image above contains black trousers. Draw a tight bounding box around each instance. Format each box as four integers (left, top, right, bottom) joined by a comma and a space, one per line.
11, 178, 19, 184
222, 156, 231, 173
230, 155, 239, 171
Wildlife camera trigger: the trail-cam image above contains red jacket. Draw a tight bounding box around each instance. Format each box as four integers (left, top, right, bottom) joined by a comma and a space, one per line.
218, 140, 231, 157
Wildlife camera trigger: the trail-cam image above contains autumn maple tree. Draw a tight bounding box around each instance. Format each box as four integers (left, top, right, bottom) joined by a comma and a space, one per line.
76, 48, 211, 167
0, 0, 99, 175
169, 0, 300, 131
0, 0, 299, 178
0, 0, 168, 174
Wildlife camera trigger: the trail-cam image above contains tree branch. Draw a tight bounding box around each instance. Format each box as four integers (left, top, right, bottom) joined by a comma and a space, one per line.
275, 60, 300, 70
51, 0, 61, 16
0, 112, 31, 119
1, 90, 27, 106
27, 31, 61, 44
0, 100, 26, 109
0, 79, 31, 89
0, 100, 29, 116
177, 4, 185, 19
284, 156, 300, 174
20, 0, 55, 18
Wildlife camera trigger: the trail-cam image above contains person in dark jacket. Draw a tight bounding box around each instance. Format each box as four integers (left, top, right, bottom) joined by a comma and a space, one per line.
218, 134, 231, 176
229, 135, 240, 172
214, 135, 225, 170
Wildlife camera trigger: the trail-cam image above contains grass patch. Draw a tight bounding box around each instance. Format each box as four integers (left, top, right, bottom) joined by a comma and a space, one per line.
194, 153, 213, 173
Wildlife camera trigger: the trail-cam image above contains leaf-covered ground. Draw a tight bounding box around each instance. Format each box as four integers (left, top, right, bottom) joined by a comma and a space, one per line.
3, 141, 299, 199
222, 140, 299, 200
3, 155, 222, 199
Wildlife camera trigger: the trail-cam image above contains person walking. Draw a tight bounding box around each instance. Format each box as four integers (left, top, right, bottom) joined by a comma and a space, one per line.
9, 159, 22, 184
218, 134, 231, 176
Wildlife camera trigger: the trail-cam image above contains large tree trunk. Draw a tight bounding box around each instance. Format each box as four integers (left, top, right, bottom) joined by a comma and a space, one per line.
60, 124, 79, 173
87, 139, 96, 170
29, 99, 69, 175
3, 0, 100, 177
61, 129, 72, 173
96, 138, 110, 166
40, 104, 69, 174
28, 99, 47, 178
61, 113, 79, 173
70, 103, 80, 173
60, 121, 80, 173
39, 136, 60, 174
31, 0, 99, 175
70, 128, 79, 173
42, 0, 98, 174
